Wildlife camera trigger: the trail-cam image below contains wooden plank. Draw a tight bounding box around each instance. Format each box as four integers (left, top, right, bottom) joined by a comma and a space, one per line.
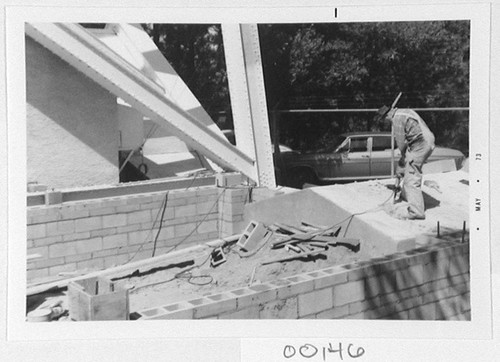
261, 250, 325, 266
28, 234, 241, 296
273, 222, 307, 234
327, 238, 361, 252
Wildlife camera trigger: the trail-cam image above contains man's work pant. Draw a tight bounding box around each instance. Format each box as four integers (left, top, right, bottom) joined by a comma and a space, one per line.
401, 141, 434, 219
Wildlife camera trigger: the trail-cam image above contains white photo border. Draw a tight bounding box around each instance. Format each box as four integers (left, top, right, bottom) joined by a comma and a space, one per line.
5, 1, 492, 346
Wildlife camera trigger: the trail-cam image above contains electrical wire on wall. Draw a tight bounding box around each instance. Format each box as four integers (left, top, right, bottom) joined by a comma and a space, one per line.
162, 187, 227, 255
123, 191, 169, 265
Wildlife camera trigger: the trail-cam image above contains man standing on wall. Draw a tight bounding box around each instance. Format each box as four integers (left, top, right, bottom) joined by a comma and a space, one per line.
376, 105, 435, 219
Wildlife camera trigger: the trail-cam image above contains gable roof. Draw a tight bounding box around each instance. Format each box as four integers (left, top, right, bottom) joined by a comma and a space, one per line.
26, 22, 257, 180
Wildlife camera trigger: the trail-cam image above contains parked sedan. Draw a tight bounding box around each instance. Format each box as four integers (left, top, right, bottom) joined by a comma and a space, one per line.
276, 132, 465, 188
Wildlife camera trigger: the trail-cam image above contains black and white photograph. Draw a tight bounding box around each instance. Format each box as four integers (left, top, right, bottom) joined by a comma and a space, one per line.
1, 1, 498, 361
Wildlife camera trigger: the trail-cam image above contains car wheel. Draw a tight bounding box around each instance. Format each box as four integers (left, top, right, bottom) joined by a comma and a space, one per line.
288, 168, 318, 189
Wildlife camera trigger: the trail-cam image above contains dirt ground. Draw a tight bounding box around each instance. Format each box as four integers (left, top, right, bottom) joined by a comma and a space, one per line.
27, 170, 468, 318
112, 233, 363, 312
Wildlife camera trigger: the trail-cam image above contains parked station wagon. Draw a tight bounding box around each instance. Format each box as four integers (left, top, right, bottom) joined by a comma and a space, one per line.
276, 132, 465, 188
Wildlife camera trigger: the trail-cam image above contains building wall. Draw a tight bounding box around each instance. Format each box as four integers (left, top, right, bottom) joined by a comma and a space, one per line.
27, 186, 248, 281
136, 241, 470, 321
26, 36, 119, 189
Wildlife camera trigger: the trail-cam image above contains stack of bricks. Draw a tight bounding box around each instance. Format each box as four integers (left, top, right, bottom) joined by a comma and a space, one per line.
135, 240, 470, 320
218, 187, 248, 238
27, 186, 238, 281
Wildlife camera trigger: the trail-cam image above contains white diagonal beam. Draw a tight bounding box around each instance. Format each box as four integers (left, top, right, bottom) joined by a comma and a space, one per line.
222, 24, 276, 187
26, 22, 256, 180
108, 23, 224, 172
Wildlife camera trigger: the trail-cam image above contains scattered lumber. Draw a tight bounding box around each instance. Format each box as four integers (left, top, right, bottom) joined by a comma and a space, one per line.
261, 250, 326, 266
273, 222, 307, 235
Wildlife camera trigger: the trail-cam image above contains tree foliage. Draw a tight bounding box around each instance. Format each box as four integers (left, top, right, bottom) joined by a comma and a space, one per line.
147, 21, 470, 155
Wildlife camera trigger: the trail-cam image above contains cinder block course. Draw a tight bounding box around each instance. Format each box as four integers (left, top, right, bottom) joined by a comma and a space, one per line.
101, 198, 128, 207
103, 254, 130, 268
63, 231, 91, 242
49, 241, 78, 258
316, 305, 349, 319
148, 304, 194, 319
193, 293, 238, 318
103, 234, 128, 249
127, 194, 153, 205
89, 228, 116, 238
196, 187, 219, 197
236, 285, 278, 309
421, 288, 449, 304
174, 223, 196, 238
449, 255, 470, 276
49, 262, 77, 276
346, 262, 378, 281
276, 275, 315, 300
174, 204, 198, 218
27, 246, 49, 259
32, 256, 65, 269
57, 208, 89, 220
298, 288, 333, 317
140, 201, 164, 210
128, 230, 152, 245
33, 235, 63, 247
260, 297, 298, 319
435, 296, 464, 320
449, 273, 469, 286
27, 268, 49, 281
76, 258, 105, 271
169, 190, 197, 200
313, 270, 348, 289
396, 264, 424, 289
46, 220, 75, 236
75, 216, 102, 232
102, 213, 127, 228
116, 224, 142, 234
409, 303, 437, 320
76, 237, 103, 254
92, 248, 118, 258
333, 280, 365, 307
197, 201, 218, 214
348, 297, 380, 315
386, 310, 409, 320
196, 220, 218, 234
127, 210, 152, 225
89, 207, 116, 216
219, 305, 260, 319
65, 253, 92, 263
27, 223, 47, 239
115, 204, 141, 213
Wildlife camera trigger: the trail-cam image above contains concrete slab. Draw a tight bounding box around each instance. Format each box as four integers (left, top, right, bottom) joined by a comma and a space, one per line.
245, 170, 469, 258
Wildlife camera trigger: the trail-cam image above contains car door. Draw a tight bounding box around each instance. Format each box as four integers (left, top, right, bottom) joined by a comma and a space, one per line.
336, 136, 370, 179
369, 134, 401, 177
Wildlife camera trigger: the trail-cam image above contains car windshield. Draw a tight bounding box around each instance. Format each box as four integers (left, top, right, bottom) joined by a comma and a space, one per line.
333, 136, 349, 153
315, 135, 346, 153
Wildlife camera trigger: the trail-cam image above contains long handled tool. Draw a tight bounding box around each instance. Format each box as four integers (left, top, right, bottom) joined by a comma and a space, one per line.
390, 92, 403, 179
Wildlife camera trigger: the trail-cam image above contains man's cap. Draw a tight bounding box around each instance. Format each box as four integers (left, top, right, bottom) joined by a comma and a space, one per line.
374, 105, 391, 122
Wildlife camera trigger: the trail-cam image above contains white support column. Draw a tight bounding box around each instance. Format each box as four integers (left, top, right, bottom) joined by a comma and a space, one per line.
222, 24, 276, 188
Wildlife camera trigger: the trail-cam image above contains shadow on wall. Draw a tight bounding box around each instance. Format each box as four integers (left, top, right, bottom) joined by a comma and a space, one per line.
359, 241, 470, 320
26, 37, 119, 167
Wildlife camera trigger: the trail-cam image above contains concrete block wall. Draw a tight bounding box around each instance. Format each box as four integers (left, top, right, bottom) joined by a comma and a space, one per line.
27, 186, 248, 282
218, 187, 249, 237
135, 240, 470, 321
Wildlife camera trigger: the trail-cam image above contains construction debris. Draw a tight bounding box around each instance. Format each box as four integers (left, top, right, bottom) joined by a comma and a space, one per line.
210, 247, 227, 267
237, 220, 270, 252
